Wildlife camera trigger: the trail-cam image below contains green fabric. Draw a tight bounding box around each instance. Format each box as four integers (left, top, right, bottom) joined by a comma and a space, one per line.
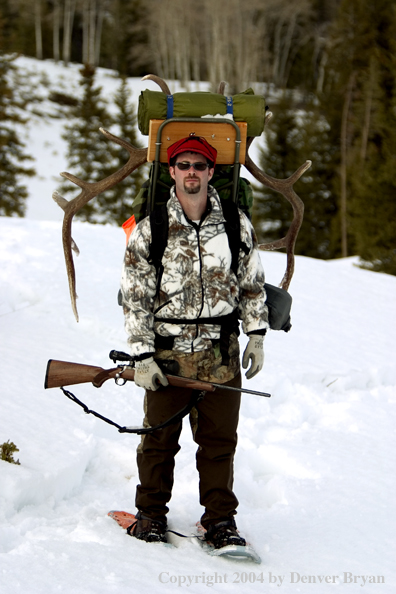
138, 88, 266, 137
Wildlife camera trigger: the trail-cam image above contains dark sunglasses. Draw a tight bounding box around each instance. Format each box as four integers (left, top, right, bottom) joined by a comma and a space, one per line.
175, 161, 209, 172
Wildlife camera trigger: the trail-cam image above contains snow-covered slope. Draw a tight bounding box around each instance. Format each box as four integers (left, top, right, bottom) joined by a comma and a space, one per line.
0, 57, 395, 593
1, 217, 395, 593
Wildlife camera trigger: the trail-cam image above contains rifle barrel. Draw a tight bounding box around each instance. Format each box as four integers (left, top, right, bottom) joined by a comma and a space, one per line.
211, 382, 271, 398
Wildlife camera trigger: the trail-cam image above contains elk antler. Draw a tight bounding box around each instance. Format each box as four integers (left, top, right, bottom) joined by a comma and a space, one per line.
244, 136, 311, 291
142, 74, 171, 95
210, 87, 309, 290
53, 128, 147, 321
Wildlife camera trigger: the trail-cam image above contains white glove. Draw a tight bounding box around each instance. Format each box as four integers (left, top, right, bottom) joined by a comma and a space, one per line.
134, 357, 169, 391
242, 335, 265, 379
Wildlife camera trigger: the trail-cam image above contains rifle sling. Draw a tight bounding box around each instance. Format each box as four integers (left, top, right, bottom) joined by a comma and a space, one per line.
60, 386, 206, 435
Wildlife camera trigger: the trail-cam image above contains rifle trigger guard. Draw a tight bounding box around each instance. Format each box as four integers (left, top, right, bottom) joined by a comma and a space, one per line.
115, 366, 128, 386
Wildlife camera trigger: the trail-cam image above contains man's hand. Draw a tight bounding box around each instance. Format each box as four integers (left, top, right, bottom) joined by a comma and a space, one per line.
134, 357, 169, 391
242, 335, 264, 379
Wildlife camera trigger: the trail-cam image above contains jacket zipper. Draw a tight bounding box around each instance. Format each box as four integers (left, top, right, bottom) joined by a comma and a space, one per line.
193, 222, 205, 351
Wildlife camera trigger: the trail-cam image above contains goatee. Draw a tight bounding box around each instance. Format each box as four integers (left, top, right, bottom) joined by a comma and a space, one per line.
184, 178, 201, 194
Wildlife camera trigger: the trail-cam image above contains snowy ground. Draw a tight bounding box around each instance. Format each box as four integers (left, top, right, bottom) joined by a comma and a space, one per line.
1, 57, 396, 593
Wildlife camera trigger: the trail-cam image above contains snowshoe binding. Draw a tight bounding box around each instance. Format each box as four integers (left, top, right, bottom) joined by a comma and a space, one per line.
196, 519, 261, 564
108, 510, 168, 544
205, 519, 247, 548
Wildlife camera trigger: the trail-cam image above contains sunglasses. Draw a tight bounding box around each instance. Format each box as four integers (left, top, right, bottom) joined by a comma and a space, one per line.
175, 161, 209, 172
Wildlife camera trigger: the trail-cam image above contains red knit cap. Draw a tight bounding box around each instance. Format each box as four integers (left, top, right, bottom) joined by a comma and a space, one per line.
167, 135, 217, 165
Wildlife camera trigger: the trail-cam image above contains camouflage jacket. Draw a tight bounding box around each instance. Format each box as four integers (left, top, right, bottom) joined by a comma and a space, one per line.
121, 185, 269, 359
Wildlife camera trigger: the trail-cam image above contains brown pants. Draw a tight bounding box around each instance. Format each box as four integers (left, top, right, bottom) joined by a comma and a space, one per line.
135, 372, 242, 528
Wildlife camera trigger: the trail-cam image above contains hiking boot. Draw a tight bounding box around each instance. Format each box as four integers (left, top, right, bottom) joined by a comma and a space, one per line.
204, 519, 246, 549
127, 512, 168, 543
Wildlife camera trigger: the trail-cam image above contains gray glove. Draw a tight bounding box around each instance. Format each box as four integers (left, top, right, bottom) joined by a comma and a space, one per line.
242, 335, 265, 379
134, 357, 169, 391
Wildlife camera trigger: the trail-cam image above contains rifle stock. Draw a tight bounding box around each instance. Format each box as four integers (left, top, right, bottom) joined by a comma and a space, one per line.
45, 359, 219, 392
45, 360, 130, 389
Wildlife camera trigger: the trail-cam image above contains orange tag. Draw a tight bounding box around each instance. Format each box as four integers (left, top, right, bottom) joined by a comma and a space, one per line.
122, 215, 136, 244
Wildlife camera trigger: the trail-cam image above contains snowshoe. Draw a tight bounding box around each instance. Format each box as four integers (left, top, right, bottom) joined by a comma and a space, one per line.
196, 520, 261, 564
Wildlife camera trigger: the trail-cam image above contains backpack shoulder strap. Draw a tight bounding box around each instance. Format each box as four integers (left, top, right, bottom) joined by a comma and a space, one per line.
149, 203, 169, 290
149, 199, 249, 282
220, 199, 249, 275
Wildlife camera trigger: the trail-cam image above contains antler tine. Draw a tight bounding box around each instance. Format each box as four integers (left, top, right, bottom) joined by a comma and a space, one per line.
53, 190, 80, 256
245, 137, 311, 291
217, 81, 226, 95
265, 111, 273, 125
142, 74, 171, 95
54, 129, 147, 321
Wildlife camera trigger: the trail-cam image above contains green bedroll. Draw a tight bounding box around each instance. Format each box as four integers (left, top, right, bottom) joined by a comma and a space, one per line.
138, 88, 266, 137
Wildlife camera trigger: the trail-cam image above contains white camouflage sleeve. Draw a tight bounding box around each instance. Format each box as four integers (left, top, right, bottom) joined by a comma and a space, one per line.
237, 212, 269, 335
120, 219, 157, 358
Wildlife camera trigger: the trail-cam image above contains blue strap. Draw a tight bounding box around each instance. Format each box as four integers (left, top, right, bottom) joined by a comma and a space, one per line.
166, 95, 174, 119
226, 96, 234, 115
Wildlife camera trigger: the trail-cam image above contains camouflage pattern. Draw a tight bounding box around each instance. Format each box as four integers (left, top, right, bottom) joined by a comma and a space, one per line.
121, 185, 268, 364
155, 331, 240, 384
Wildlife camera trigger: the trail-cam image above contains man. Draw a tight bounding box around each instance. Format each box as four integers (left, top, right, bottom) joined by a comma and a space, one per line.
120, 135, 268, 548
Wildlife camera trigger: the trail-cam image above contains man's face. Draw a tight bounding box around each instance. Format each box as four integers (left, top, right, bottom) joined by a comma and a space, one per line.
169, 151, 214, 196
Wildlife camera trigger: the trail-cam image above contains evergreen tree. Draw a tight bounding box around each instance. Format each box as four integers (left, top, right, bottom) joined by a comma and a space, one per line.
60, 66, 146, 225
0, 0, 15, 52
100, 0, 148, 76
0, 53, 35, 217
60, 64, 117, 223
348, 1, 396, 275
253, 95, 296, 245
253, 92, 338, 259
106, 75, 145, 226
323, 0, 396, 274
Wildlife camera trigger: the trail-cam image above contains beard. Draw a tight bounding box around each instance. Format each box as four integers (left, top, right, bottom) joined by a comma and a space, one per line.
183, 176, 201, 194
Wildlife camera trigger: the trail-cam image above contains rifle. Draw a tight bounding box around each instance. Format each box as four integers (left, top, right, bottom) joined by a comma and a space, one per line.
44, 351, 271, 435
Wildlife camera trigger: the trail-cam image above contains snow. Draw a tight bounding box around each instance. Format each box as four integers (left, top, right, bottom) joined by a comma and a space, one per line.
1, 57, 396, 593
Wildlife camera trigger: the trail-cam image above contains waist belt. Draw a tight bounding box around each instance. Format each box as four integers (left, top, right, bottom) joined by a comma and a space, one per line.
154, 311, 239, 366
